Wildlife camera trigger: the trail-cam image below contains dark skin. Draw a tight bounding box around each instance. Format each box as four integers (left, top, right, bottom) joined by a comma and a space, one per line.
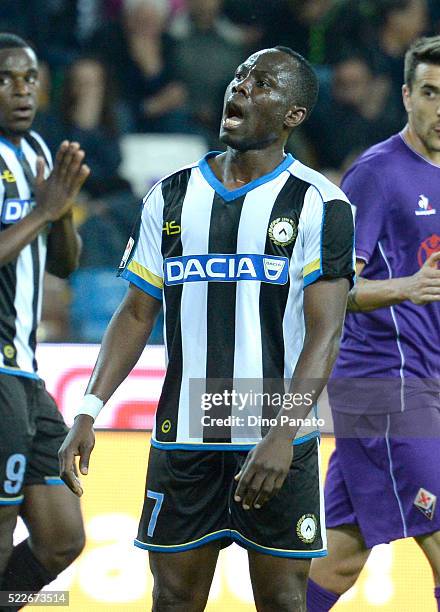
0, 47, 90, 277
0, 46, 89, 585
59, 49, 349, 612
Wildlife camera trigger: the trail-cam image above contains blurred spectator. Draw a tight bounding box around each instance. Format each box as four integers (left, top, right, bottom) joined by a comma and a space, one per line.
168, 0, 247, 142
259, 0, 345, 65
57, 58, 125, 195
90, 0, 189, 132
28, 0, 103, 69
0, 1, 32, 39
366, 0, 428, 107
429, 0, 440, 31
305, 56, 399, 171
47, 57, 139, 267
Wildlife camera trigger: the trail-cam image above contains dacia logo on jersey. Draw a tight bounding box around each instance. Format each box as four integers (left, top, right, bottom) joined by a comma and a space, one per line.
163, 220, 181, 235
0, 170, 16, 183
1, 199, 34, 224
164, 254, 288, 286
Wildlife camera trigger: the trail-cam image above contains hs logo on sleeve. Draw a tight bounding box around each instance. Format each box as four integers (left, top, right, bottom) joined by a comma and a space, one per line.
163, 220, 181, 235
0, 170, 16, 183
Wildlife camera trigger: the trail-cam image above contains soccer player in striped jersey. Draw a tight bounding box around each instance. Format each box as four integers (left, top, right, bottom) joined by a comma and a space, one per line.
60, 46, 354, 611
0, 34, 90, 604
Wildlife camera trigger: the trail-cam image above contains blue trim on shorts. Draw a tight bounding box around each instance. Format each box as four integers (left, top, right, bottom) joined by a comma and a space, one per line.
134, 529, 327, 558
0, 367, 39, 380
0, 496, 24, 506
44, 477, 64, 486
150, 431, 320, 451
231, 530, 327, 559
134, 529, 230, 553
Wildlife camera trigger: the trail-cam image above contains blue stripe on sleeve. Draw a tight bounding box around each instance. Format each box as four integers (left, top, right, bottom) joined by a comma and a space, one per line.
303, 269, 322, 288
121, 269, 163, 301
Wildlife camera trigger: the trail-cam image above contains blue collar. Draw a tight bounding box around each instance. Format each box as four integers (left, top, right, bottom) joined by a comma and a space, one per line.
198, 151, 294, 202
0, 135, 24, 159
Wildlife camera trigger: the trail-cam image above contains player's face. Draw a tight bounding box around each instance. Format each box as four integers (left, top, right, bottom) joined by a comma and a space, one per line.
0, 47, 39, 142
403, 62, 440, 153
220, 50, 305, 151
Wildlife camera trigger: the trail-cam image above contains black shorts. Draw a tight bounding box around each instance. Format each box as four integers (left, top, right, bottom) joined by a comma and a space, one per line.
0, 373, 68, 506
135, 437, 326, 558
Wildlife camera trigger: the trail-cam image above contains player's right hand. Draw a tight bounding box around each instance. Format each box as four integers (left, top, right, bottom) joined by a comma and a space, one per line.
58, 415, 95, 497
406, 251, 440, 305
35, 140, 90, 223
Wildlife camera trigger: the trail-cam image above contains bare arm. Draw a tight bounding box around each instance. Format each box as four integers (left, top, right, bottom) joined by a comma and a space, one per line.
235, 277, 350, 510
58, 285, 161, 495
46, 212, 82, 278
86, 284, 161, 402
347, 252, 440, 312
0, 208, 49, 267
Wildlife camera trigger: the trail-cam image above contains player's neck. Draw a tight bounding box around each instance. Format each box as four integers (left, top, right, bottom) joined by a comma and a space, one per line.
214, 148, 286, 190
0, 130, 22, 148
402, 124, 440, 166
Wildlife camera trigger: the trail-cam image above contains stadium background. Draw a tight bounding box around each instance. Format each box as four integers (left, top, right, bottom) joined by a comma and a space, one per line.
2, 0, 439, 609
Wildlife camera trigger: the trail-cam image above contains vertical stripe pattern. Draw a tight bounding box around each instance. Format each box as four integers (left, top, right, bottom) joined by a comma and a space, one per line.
204, 193, 245, 442
130, 155, 354, 448
0, 133, 52, 376
157, 169, 191, 441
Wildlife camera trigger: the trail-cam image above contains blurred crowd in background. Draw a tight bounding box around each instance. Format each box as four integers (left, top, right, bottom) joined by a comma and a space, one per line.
1, 0, 439, 343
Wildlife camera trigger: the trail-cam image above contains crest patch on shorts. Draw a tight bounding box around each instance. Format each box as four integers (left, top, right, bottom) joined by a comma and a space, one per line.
414, 487, 436, 520
296, 514, 317, 543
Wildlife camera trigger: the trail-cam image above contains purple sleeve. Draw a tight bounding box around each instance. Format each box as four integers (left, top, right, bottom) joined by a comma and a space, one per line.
341, 162, 387, 263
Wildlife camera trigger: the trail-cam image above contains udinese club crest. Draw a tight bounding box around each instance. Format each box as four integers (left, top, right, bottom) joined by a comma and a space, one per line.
268, 217, 297, 247
296, 514, 318, 543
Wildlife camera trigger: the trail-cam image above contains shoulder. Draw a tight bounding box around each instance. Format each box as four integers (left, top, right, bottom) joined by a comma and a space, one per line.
288, 159, 349, 204
142, 161, 198, 208
343, 134, 403, 183
26, 131, 53, 166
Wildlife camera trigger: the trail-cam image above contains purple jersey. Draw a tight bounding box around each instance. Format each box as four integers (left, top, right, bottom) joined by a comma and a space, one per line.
331, 133, 440, 413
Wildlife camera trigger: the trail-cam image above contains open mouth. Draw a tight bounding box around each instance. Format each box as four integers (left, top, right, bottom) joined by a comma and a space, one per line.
222, 100, 245, 130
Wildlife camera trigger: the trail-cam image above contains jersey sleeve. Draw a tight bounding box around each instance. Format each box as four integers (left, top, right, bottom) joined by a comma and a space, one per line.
341, 162, 387, 263
118, 184, 164, 301
301, 185, 355, 288
29, 131, 53, 171
0, 178, 5, 221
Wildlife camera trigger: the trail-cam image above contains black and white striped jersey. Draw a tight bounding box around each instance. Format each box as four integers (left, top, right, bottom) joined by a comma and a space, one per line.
120, 152, 355, 450
0, 132, 52, 379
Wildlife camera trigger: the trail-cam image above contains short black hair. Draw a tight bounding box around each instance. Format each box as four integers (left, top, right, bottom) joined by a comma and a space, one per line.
0, 33, 33, 51
274, 46, 319, 119
404, 35, 440, 89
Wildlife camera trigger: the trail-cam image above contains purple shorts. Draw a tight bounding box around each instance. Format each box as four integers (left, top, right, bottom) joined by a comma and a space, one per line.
325, 410, 440, 548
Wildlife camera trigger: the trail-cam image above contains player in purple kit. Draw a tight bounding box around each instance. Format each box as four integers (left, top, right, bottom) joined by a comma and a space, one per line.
307, 35, 440, 611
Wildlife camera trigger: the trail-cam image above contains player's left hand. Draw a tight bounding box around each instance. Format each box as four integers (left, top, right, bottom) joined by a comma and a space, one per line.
234, 432, 293, 510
